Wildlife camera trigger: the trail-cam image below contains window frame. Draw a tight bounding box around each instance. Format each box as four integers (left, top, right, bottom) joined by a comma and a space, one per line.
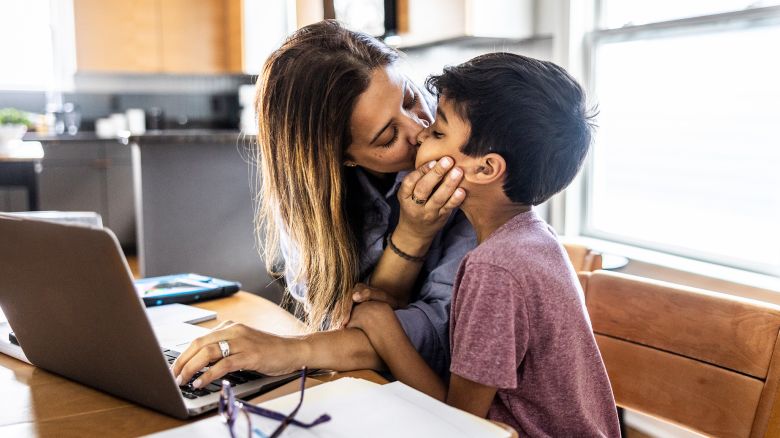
575, 3, 780, 277
0, 0, 76, 92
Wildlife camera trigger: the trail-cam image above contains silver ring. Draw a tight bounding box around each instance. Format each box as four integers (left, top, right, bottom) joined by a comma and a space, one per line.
411, 193, 426, 205
218, 340, 230, 358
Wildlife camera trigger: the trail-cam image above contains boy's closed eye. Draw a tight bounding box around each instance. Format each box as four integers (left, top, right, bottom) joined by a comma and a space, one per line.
426, 117, 445, 139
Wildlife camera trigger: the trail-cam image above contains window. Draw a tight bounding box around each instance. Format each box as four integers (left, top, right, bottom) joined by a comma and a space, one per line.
0, 0, 75, 91
599, 0, 780, 28
583, 2, 780, 276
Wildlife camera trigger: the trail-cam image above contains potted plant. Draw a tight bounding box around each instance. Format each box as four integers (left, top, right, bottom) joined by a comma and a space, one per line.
0, 108, 31, 154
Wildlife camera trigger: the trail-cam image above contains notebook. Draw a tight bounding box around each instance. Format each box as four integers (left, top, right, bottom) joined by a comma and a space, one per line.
147, 377, 512, 438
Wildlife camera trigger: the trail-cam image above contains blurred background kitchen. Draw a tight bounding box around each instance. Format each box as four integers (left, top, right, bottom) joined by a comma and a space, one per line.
0, 0, 564, 297
1, 2, 779, 297
1, 0, 779, 297
1, 2, 780, 435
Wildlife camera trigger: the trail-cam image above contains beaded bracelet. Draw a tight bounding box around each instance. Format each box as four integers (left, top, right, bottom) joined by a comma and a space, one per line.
385, 232, 427, 263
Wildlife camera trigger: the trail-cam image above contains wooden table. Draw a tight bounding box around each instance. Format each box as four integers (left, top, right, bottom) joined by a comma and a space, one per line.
0, 292, 517, 437
0, 141, 43, 211
0, 292, 309, 437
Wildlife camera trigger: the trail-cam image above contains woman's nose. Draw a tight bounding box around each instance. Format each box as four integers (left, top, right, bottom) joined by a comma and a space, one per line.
416, 128, 429, 146
401, 114, 429, 146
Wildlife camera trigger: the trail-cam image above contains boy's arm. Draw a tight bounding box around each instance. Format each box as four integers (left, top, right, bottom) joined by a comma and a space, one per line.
348, 301, 446, 401
447, 373, 497, 418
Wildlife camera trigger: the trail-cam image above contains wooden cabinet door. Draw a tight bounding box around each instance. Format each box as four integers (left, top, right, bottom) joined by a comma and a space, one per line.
75, 0, 242, 74
159, 0, 243, 73
74, 0, 162, 72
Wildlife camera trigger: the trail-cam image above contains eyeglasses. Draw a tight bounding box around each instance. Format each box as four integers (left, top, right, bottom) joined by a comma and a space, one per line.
219, 366, 331, 438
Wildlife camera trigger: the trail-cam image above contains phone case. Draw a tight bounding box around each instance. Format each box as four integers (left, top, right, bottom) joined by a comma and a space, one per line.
134, 273, 241, 307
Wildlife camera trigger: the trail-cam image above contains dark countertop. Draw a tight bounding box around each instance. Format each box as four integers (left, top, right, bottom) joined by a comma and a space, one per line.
122, 130, 254, 145
23, 132, 114, 143
24, 130, 253, 145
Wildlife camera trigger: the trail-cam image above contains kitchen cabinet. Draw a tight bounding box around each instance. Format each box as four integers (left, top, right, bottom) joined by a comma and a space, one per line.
74, 0, 242, 74
396, 0, 534, 46
73, 0, 161, 73
105, 146, 136, 248
37, 142, 136, 248
0, 188, 28, 212
130, 133, 283, 301
159, 0, 243, 73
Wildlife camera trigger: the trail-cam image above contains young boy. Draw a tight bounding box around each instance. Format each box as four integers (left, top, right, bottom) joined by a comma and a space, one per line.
347, 53, 620, 436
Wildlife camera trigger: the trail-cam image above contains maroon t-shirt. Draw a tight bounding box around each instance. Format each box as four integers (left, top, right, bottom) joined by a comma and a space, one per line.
449, 210, 620, 437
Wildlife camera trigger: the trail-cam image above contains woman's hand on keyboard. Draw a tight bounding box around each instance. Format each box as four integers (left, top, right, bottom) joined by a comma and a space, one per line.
171, 320, 302, 389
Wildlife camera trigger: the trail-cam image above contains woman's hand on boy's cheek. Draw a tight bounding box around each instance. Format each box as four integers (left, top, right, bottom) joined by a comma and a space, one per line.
396, 158, 466, 242
351, 283, 404, 309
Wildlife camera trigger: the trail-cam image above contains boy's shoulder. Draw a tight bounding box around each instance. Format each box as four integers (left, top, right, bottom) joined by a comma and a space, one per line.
465, 210, 563, 274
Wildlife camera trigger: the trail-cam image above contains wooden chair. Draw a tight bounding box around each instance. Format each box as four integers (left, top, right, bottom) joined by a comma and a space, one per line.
564, 242, 603, 272
582, 270, 780, 437
564, 242, 602, 294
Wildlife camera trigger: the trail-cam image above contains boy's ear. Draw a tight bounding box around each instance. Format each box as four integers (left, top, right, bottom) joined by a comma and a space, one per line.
464, 153, 506, 185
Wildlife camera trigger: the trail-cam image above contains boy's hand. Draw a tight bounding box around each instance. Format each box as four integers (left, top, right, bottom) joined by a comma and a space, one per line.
346, 301, 395, 333
351, 283, 405, 309
340, 283, 401, 328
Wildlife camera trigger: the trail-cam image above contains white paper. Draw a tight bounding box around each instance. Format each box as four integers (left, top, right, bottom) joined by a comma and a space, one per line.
382, 381, 511, 437
146, 378, 511, 438
0, 321, 29, 364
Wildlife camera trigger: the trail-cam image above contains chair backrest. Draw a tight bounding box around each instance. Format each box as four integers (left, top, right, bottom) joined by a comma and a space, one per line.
564, 242, 603, 272
583, 270, 780, 438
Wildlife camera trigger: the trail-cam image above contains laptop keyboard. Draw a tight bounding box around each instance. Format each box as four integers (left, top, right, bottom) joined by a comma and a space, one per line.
162, 348, 264, 399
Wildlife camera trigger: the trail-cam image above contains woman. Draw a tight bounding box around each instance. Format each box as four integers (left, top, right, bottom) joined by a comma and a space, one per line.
172, 20, 475, 388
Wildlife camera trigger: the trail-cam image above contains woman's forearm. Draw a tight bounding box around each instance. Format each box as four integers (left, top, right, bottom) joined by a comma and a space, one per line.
296, 327, 385, 371
369, 157, 465, 303
369, 228, 432, 303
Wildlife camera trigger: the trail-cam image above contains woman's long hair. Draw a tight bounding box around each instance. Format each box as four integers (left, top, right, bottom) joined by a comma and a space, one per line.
255, 20, 398, 331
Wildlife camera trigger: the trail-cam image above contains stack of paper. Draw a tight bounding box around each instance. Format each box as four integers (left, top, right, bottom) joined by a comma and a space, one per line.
148, 377, 512, 438
0, 306, 29, 363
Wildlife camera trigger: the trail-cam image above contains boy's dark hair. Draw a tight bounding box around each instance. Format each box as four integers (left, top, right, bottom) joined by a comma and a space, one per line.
426, 52, 596, 206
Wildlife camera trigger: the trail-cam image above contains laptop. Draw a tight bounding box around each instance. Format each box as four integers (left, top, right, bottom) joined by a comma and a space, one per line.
0, 214, 297, 419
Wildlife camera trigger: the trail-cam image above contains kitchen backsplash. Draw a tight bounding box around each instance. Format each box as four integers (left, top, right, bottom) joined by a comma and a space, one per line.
0, 72, 255, 131
0, 36, 552, 132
